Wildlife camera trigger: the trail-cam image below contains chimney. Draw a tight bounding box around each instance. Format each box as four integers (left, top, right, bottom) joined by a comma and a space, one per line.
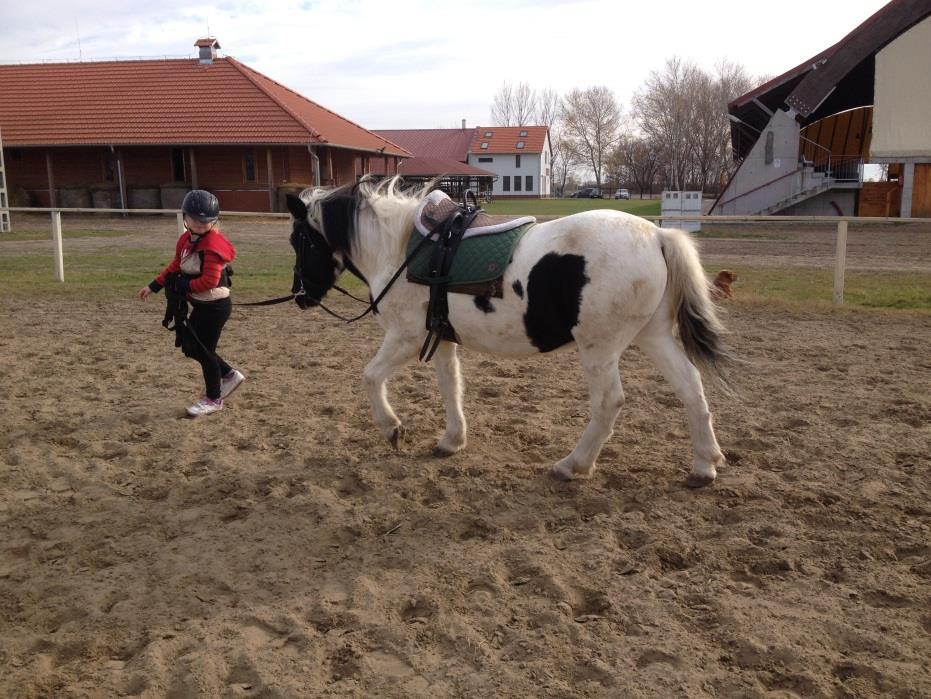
194, 37, 221, 64
462, 119, 466, 129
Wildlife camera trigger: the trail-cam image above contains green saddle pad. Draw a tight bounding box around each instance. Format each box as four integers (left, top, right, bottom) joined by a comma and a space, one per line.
406, 222, 533, 286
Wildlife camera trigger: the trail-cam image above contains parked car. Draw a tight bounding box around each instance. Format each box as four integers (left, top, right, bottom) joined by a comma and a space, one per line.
614, 188, 630, 199
571, 187, 602, 199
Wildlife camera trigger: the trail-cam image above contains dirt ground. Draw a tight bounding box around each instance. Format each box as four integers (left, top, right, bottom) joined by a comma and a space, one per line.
1, 217, 930, 698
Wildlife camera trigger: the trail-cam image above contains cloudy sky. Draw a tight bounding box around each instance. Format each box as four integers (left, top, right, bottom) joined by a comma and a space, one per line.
0, 0, 890, 130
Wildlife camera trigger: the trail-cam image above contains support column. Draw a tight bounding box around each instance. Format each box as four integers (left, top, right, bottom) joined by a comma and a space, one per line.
901, 161, 915, 218
116, 148, 127, 212
45, 150, 57, 208
833, 220, 848, 304
267, 147, 276, 212
189, 148, 199, 190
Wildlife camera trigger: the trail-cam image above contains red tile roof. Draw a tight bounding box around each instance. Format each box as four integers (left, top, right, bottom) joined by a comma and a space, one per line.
0, 57, 408, 156
374, 128, 477, 161
469, 126, 548, 154
398, 157, 495, 177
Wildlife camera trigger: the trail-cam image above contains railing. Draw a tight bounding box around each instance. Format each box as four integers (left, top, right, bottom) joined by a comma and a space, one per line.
830, 155, 864, 183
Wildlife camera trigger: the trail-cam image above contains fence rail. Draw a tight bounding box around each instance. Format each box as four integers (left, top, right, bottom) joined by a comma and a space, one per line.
3, 207, 930, 305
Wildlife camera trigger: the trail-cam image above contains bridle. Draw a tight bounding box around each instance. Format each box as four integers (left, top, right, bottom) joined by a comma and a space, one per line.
285, 215, 434, 323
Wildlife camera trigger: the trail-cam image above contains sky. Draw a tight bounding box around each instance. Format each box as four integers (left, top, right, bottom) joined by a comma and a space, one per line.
0, 0, 892, 131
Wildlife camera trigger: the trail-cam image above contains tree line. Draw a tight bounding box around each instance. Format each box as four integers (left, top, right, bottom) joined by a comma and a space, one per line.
489, 57, 759, 196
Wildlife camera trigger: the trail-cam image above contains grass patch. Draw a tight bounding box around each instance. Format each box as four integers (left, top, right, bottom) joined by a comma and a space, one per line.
0, 227, 144, 242
713, 265, 931, 312
483, 198, 660, 217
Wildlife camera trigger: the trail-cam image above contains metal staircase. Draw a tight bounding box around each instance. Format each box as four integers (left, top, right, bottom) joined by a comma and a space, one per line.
0, 127, 10, 232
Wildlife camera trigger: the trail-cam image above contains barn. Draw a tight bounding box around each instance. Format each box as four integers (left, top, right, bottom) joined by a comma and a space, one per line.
0, 38, 409, 213
712, 0, 931, 218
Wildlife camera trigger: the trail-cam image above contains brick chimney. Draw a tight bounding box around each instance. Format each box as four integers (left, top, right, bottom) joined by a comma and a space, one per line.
194, 37, 220, 64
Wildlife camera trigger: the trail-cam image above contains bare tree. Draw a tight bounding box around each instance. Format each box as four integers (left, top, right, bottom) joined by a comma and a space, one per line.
490, 81, 537, 126
551, 129, 582, 197
616, 136, 662, 197
633, 57, 696, 191
712, 60, 757, 190
561, 86, 623, 189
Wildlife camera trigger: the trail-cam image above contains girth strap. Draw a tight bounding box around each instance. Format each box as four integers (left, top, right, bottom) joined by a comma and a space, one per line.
419, 204, 482, 362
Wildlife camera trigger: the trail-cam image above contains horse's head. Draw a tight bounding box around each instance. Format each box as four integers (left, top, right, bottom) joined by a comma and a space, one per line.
286, 188, 358, 308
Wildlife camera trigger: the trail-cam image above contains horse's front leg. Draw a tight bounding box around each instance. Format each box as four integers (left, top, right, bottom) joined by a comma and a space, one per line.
432, 340, 467, 457
363, 332, 420, 448
552, 346, 624, 481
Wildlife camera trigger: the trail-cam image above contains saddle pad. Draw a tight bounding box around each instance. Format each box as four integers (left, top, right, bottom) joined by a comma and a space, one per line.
406, 221, 533, 287
414, 190, 535, 239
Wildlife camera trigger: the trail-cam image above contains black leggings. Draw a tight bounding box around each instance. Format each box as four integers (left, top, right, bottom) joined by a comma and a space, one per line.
188, 298, 232, 400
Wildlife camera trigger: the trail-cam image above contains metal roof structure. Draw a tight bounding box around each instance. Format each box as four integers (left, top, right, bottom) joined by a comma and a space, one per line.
728, 0, 931, 159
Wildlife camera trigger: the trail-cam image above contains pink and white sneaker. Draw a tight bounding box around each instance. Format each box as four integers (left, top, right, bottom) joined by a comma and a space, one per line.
220, 369, 245, 399
186, 397, 223, 418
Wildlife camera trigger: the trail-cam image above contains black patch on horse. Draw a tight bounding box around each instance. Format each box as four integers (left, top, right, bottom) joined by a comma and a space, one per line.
473, 295, 495, 314
319, 185, 360, 258
523, 253, 588, 352
512, 280, 524, 298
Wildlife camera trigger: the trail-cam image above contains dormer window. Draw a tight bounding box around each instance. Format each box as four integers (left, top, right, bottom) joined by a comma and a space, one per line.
484, 131, 493, 137
481, 142, 489, 149
519, 130, 528, 137
516, 141, 525, 149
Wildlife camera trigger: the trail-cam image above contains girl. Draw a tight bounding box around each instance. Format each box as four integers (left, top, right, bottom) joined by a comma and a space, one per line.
137, 189, 245, 417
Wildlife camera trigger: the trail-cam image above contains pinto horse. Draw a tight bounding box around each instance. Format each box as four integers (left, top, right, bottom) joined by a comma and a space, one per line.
287, 177, 729, 487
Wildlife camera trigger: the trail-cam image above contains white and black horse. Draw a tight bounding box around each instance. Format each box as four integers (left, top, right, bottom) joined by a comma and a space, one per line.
287, 177, 729, 487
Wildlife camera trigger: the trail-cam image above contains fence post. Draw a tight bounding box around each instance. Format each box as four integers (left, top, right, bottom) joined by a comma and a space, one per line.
177, 212, 185, 237
833, 220, 847, 304
51, 211, 64, 282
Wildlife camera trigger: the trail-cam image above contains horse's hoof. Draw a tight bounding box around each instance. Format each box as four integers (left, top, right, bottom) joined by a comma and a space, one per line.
550, 462, 575, 481
432, 445, 457, 458
685, 473, 715, 489
389, 425, 405, 449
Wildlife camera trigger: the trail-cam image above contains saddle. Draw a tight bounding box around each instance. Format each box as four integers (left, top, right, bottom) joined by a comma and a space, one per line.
408, 191, 535, 361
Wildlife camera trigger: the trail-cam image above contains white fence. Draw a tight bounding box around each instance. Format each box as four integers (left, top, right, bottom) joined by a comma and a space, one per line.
4, 207, 930, 306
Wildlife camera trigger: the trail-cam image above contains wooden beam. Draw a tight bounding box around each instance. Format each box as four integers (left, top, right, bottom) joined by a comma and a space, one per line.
266, 147, 275, 212
45, 150, 56, 208
189, 148, 198, 190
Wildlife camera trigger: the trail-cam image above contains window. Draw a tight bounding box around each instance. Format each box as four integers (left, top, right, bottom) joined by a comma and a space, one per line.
519, 130, 528, 137
514, 176, 522, 192
484, 131, 493, 137
480, 142, 489, 150
515, 154, 521, 168
243, 150, 257, 182
503, 176, 511, 192
171, 148, 186, 183
516, 141, 525, 149
525, 175, 533, 191
478, 157, 493, 163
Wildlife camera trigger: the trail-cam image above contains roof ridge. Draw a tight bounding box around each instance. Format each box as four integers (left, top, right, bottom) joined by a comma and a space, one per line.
224, 57, 321, 141
227, 57, 406, 153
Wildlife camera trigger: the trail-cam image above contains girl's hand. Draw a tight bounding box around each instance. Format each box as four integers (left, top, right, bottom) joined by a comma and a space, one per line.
138, 286, 152, 301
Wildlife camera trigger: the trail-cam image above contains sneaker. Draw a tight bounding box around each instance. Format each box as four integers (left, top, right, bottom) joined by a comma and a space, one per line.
186, 397, 223, 418
220, 369, 245, 400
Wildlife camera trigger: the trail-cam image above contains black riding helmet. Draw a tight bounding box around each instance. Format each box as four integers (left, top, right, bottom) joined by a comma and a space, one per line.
182, 189, 220, 222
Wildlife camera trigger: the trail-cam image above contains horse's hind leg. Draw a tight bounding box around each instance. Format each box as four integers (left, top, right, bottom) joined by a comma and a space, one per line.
363, 332, 420, 448
432, 341, 467, 457
636, 332, 724, 488
552, 345, 625, 481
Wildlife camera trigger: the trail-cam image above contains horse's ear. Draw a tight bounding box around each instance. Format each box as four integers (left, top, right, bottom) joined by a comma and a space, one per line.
286, 194, 308, 220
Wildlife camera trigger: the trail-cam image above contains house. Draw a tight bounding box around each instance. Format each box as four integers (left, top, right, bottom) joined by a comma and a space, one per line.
712, 0, 931, 218
467, 126, 551, 199
372, 127, 496, 199
0, 38, 409, 213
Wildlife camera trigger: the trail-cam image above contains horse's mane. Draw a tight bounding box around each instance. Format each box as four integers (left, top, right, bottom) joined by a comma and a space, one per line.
298, 175, 434, 259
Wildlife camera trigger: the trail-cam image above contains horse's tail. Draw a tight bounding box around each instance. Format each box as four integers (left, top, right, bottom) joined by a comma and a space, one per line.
659, 227, 731, 379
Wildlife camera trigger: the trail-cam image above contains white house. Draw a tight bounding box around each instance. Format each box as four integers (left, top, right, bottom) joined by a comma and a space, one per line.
467, 126, 551, 198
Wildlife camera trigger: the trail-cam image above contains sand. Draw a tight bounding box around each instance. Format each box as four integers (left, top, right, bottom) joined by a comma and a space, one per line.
1, 217, 930, 697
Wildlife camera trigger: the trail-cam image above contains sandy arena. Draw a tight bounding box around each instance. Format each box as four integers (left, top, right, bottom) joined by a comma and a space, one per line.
1, 217, 930, 697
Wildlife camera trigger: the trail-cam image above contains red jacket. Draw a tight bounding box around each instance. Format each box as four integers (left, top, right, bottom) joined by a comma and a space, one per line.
155, 228, 236, 296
